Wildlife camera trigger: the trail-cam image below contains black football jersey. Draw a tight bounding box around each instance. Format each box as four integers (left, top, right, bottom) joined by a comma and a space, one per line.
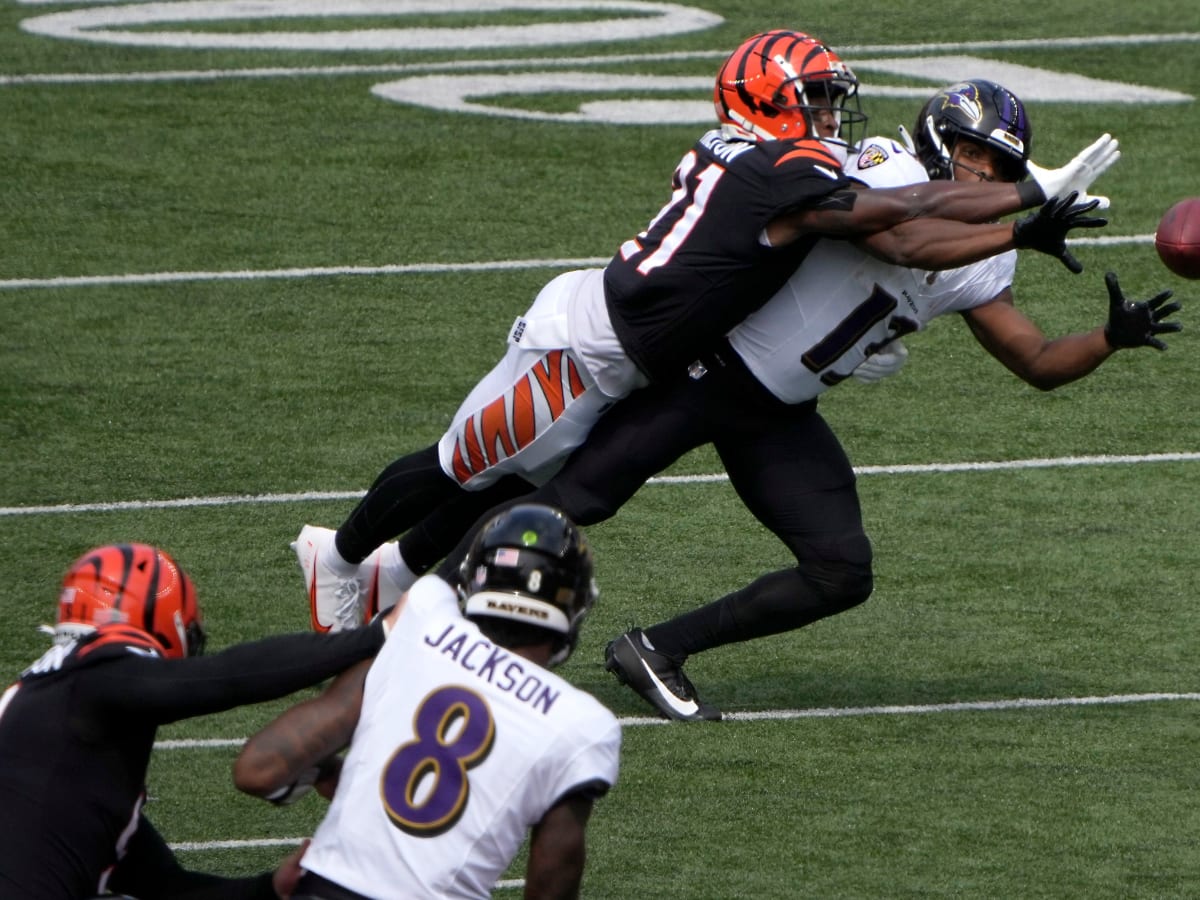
0, 623, 384, 899
604, 129, 857, 382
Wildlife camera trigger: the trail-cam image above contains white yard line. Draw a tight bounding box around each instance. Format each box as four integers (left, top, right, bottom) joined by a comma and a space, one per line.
158, 690, 1200, 750
3, 451, 1198, 518
165, 689, 1200, 871
0, 235, 1154, 292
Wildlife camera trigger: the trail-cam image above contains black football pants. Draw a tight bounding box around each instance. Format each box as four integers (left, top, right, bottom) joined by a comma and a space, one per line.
435, 340, 874, 659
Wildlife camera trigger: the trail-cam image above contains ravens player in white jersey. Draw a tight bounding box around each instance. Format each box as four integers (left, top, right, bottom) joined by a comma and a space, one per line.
235, 505, 618, 900
292, 30, 1119, 635
360, 79, 1178, 722
0, 543, 401, 899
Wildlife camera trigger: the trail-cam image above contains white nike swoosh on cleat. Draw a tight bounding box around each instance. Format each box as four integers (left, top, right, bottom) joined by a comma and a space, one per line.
629, 646, 700, 718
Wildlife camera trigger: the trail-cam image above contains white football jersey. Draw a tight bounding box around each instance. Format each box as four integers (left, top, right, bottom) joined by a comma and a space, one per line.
301, 576, 621, 899
728, 135, 1017, 404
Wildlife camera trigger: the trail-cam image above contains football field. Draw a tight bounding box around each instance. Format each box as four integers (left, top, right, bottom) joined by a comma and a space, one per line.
2, 1, 1199, 896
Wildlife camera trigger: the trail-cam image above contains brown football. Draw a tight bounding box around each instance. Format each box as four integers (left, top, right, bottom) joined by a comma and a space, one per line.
1155, 198, 1200, 279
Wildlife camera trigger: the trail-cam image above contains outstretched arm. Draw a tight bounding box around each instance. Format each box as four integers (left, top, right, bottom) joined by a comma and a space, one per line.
766, 178, 1038, 246
770, 132, 1120, 247
962, 273, 1182, 391
83, 619, 388, 725
856, 217, 1014, 269
856, 194, 1105, 273
962, 290, 1113, 390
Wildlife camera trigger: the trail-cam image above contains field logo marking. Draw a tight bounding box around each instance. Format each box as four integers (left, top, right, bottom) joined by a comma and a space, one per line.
20, 0, 723, 50
14, 3, 1193, 119
373, 58, 1189, 123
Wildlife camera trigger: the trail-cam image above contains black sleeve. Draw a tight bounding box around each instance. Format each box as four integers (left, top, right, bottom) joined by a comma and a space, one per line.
82, 619, 387, 724
108, 816, 276, 900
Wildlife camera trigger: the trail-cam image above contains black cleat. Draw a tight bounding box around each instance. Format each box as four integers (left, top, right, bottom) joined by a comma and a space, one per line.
604, 629, 721, 721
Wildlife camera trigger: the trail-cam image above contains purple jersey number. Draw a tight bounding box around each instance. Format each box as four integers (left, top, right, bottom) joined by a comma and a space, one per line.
382, 685, 496, 836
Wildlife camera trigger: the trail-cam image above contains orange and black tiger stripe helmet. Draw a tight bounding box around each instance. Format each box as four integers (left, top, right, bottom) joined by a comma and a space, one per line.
714, 30, 864, 143
57, 543, 206, 659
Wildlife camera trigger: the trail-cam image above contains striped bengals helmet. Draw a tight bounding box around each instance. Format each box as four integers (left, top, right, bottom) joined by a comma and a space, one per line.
57, 543, 206, 659
714, 30, 865, 144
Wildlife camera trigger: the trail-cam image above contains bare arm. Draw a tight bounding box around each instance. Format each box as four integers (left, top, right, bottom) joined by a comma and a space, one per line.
962, 290, 1114, 391
232, 600, 406, 798
859, 194, 1105, 273
855, 217, 1015, 270
523, 793, 595, 900
766, 179, 1039, 246
233, 658, 371, 798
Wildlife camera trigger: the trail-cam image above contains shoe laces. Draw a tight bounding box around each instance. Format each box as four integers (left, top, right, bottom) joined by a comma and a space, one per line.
638, 642, 697, 700
332, 576, 365, 629
658, 665, 698, 701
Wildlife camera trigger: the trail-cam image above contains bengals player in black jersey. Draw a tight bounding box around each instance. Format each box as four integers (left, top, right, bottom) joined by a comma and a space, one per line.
414, 80, 1171, 722
290, 30, 1120, 655
0, 543, 400, 899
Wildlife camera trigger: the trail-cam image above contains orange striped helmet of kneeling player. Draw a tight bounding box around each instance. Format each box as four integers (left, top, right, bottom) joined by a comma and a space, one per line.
714, 30, 865, 144
57, 543, 206, 659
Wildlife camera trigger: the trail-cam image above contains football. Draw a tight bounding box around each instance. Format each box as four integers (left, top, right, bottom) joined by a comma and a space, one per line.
1154, 197, 1200, 279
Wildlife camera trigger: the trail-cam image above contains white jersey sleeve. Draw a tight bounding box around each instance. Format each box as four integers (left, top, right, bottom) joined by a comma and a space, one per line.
300, 576, 621, 900
727, 136, 1016, 405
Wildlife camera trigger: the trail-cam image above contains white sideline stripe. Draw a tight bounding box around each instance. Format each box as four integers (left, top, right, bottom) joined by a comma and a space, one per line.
0, 257, 610, 291
0, 236, 1152, 291
4, 452, 1198, 518
719, 691, 1200, 722
165, 691, 1200, 872
165, 836, 524, 889
157, 691, 1200, 750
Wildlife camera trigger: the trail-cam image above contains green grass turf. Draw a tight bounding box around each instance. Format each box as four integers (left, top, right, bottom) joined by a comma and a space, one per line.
2, 1, 1198, 896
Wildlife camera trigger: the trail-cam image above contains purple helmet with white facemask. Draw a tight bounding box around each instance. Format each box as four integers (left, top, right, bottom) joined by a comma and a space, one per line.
914, 79, 1032, 182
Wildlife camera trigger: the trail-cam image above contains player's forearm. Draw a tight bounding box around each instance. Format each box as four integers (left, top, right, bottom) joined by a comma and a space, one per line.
884, 179, 1041, 223
858, 219, 1014, 270
1008, 328, 1115, 390
234, 661, 368, 796
771, 181, 1035, 247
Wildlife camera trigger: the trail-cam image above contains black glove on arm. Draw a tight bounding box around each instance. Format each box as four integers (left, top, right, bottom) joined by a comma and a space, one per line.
1103, 271, 1182, 351
1011, 191, 1107, 274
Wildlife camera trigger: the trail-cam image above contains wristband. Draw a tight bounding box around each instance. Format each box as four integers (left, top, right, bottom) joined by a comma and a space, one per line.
1016, 180, 1045, 208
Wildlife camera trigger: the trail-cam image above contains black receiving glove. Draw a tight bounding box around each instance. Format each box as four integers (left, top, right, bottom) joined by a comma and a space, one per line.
1103, 271, 1182, 351
1011, 191, 1107, 274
